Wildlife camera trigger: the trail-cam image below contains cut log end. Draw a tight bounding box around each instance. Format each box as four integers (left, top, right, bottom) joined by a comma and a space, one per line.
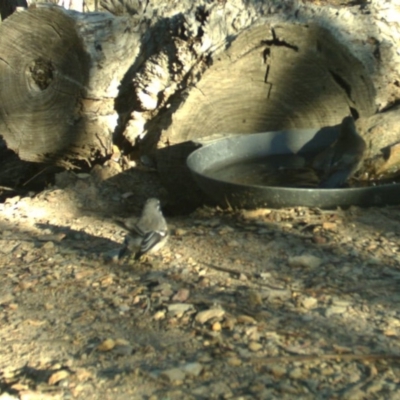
0, 5, 113, 167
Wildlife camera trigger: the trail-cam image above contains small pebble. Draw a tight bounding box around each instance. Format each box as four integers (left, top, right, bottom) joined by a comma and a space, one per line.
97, 338, 115, 352
301, 296, 318, 309
160, 368, 185, 384
288, 367, 304, 379
248, 341, 263, 352
325, 305, 347, 317
168, 303, 193, 316
181, 362, 203, 377
195, 308, 225, 324
288, 255, 322, 269
172, 288, 190, 302
268, 365, 287, 378
212, 321, 222, 331
227, 357, 242, 367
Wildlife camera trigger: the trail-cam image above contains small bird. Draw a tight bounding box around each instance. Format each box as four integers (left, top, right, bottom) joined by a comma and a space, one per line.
312, 116, 366, 188
118, 198, 169, 260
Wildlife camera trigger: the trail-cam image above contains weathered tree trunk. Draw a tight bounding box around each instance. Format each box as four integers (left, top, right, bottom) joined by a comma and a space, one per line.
0, 0, 399, 179
0, 4, 143, 167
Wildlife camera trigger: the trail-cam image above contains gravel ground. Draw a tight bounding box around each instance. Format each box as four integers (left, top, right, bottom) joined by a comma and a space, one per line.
1, 165, 400, 400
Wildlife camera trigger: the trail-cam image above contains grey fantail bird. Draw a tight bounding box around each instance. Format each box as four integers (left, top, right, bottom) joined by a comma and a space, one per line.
118, 198, 169, 260
312, 116, 366, 188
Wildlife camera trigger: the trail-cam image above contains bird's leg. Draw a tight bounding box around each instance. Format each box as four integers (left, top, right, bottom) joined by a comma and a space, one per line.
135, 253, 152, 264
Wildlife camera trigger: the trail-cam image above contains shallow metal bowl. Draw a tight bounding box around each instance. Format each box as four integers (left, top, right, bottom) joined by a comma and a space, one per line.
186, 129, 400, 209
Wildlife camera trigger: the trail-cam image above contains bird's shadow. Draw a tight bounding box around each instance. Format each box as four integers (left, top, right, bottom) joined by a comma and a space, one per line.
33, 222, 159, 269
34, 222, 123, 257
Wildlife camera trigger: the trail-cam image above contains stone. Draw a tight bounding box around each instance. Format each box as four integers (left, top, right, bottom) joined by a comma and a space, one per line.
262, 287, 291, 301
153, 310, 166, 320
195, 308, 225, 324
181, 362, 203, 377
227, 357, 242, 367
113, 345, 134, 356
212, 321, 222, 331
160, 368, 186, 384
268, 365, 287, 378
325, 305, 347, 317
174, 228, 187, 236
168, 303, 193, 316
172, 288, 190, 302
288, 255, 322, 269
301, 296, 318, 309
248, 341, 263, 352
97, 338, 115, 351
288, 367, 304, 379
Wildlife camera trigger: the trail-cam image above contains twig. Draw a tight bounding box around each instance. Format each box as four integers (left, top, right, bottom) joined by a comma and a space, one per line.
22, 166, 50, 187
199, 261, 290, 291
199, 261, 243, 278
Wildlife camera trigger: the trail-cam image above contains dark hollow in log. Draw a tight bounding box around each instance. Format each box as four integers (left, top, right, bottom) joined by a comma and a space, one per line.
0, 0, 27, 20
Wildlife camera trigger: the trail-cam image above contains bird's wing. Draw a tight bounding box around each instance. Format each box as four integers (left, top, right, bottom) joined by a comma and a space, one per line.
138, 230, 168, 257
131, 223, 147, 237
114, 217, 141, 233
135, 211, 167, 235
312, 146, 335, 173
329, 152, 357, 171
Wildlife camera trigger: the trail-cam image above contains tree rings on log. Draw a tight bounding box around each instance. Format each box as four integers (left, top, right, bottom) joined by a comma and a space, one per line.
156, 23, 376, 147
0, 6, 96, 167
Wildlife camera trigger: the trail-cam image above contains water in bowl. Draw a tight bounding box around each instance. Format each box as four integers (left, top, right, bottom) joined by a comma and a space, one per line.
204, 154, 320, 188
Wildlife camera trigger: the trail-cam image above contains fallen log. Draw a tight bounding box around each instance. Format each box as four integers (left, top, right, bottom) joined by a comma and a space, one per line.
0, 0, 399, 184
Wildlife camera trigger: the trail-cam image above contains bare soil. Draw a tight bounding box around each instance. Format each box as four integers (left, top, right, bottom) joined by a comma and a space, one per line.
1, 162, 400, 399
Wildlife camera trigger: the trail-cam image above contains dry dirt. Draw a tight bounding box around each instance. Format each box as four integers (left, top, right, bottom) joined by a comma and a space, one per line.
1, 163, 400, 400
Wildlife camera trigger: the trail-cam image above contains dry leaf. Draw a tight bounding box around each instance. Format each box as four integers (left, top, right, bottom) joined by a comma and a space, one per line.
48, 369, 69, 385
100, 275, 114, 287
25, 319, 46, 326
